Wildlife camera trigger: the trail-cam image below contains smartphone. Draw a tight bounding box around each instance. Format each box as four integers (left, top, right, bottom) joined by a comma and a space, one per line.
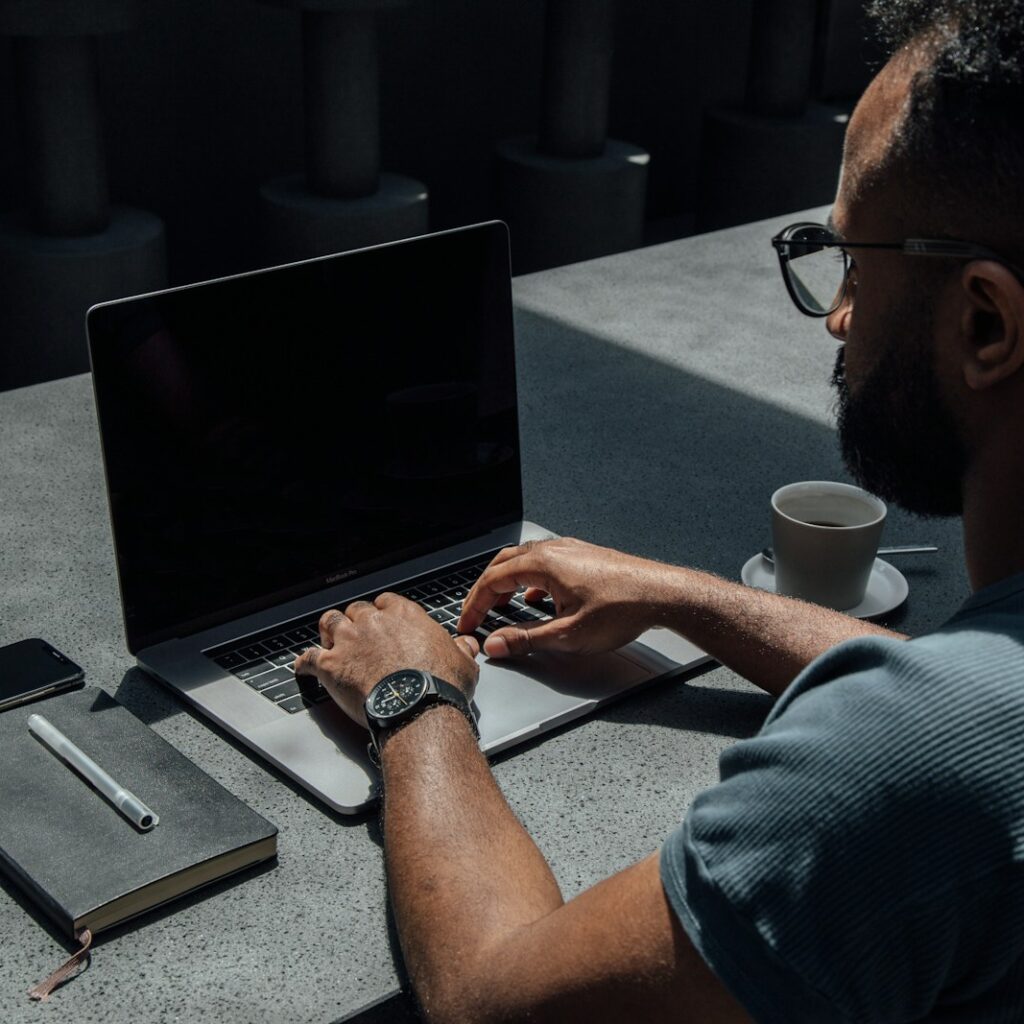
0, 638, 85, 712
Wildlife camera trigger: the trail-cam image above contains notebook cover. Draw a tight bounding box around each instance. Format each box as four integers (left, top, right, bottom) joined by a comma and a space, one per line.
0, 687, 278, 937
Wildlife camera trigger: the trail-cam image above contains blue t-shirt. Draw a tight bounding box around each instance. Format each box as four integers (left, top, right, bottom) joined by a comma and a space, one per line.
661, 572, 1024, 1023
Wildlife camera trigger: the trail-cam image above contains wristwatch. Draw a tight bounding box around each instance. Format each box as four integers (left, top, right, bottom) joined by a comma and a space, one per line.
364, 669, 478, 766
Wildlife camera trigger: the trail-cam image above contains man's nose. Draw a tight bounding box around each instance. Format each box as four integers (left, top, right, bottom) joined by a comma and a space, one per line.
826, 300, 851, 341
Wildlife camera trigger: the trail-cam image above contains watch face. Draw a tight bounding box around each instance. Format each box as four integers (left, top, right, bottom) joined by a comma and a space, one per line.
370, 671, 429, 720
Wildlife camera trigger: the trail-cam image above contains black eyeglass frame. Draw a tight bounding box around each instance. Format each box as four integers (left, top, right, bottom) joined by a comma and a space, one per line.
771, 220, 1023, 318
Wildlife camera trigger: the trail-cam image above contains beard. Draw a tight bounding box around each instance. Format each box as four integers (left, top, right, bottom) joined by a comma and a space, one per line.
830, 321, 967, 518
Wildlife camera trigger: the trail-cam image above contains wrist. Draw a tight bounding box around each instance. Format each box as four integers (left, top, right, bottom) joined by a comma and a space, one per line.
379, 702, 478, 768
643, 563, 698, 629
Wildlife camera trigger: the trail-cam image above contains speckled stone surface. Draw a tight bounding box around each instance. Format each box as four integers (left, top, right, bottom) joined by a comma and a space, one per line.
0, 209, 968, 1023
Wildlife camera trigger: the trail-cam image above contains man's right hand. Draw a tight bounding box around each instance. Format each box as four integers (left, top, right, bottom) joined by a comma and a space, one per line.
457, 538, 670, 658
459, 536, 907, 697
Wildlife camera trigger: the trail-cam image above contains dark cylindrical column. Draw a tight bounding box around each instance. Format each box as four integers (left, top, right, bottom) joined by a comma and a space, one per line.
0, 209, 166, 388
12, 34, 109, 236
699, 0, 845, 232
746, 0, 818, 116
303, 9, 380, 197
0, 0, 166, 390
496, 138, 648, 273
539, 0, 615, 159
257, 0, 427, 262
697, 106, 846, 231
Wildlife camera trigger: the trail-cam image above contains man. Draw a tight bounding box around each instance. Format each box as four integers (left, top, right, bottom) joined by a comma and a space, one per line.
295, 2, 1024, 1020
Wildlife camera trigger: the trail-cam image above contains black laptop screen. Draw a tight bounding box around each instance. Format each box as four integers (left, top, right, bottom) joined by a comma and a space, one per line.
88, 223, 522, 653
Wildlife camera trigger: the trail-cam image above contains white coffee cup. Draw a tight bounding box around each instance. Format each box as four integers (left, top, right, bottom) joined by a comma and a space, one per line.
771, 481, 887, 610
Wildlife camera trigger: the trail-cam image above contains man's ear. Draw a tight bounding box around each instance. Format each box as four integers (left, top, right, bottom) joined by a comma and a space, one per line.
959, 260, 1024, 391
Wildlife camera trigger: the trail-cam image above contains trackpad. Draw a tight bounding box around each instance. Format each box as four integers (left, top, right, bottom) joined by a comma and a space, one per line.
474, 650, 649, 748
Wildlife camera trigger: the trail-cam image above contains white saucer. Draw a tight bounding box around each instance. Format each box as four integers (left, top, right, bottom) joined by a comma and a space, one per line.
740, 554, 909, 619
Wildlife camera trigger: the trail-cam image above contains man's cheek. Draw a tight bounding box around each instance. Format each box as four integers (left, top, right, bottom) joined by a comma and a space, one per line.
839, 347, 874, 394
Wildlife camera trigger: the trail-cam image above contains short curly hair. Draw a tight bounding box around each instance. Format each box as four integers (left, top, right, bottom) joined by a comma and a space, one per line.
865, 0, 1024, 253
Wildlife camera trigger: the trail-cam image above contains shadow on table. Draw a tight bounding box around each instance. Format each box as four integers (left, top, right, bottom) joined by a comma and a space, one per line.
615, 668, 774, 737
337, 990, 423, 1024
511, 308, 965, 627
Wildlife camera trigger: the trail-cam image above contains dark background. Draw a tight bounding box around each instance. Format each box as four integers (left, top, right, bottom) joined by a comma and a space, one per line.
0, 0, 878, 288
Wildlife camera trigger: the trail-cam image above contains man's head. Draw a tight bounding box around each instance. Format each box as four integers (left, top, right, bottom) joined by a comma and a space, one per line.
826, 0, 1024, 517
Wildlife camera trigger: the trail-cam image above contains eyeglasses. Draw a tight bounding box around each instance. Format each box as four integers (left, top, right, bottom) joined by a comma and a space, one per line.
771, 221, 1019, 318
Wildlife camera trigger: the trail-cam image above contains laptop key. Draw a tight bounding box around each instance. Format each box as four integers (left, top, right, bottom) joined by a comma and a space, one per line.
429, 609, 454, 624
278, 695, 309, 714
239, 643, 270, 660
263, 679, 302, 702
402, 587, 426, 601
233, 659, 274, 680
263, 636, 291, 652
286, 626, 316, 644
267, 649, 298, 668
214, 651, 245, 669
444, 586, 469, 601
420, 581, 445, 596
485, 611, 515, 627
526, 597, 557, 617
507, 607, 545, 623
437, 574, 464, 589
423, 593, 451, 609
247, 666, 294, 691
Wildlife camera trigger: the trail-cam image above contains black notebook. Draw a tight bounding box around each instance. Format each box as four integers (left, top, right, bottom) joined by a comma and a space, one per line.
0, 688, 277, 938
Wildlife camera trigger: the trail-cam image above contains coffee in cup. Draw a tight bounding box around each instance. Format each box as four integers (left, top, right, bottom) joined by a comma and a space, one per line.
770, 481, 887, 610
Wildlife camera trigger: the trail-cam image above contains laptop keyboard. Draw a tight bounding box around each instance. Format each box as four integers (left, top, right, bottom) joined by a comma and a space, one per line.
204, 551, 555, 714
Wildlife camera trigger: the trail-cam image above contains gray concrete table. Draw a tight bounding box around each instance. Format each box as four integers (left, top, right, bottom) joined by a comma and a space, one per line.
0, 209, 968, 1023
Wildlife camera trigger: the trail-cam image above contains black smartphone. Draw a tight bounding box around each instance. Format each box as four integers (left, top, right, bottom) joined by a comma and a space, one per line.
0, 638, 85, 712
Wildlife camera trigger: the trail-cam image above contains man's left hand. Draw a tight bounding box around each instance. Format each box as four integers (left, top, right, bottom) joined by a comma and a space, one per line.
293, 594, 480, 727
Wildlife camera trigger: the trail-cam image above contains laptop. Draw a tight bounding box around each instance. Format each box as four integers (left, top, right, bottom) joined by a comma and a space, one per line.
86, 221, 709, 813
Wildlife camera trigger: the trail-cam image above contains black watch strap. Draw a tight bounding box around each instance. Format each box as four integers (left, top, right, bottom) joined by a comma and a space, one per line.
430, 678, 478, 736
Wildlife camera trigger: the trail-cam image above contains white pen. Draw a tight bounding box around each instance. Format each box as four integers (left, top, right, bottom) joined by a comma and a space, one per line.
27, 713, 160, 831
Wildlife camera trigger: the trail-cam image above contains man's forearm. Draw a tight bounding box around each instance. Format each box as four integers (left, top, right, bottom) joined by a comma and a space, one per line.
381, 704, 563, 1022
648, 564, 906, 697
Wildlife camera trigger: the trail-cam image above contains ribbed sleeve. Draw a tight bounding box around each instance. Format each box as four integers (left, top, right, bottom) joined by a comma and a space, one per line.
661, 573, 1024, 1023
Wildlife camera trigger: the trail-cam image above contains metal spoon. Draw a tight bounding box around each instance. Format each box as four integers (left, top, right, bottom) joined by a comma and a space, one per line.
761, 544, 938, 564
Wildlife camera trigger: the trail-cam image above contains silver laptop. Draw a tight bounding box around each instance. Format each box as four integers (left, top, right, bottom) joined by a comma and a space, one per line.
86, 222, 708, 813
